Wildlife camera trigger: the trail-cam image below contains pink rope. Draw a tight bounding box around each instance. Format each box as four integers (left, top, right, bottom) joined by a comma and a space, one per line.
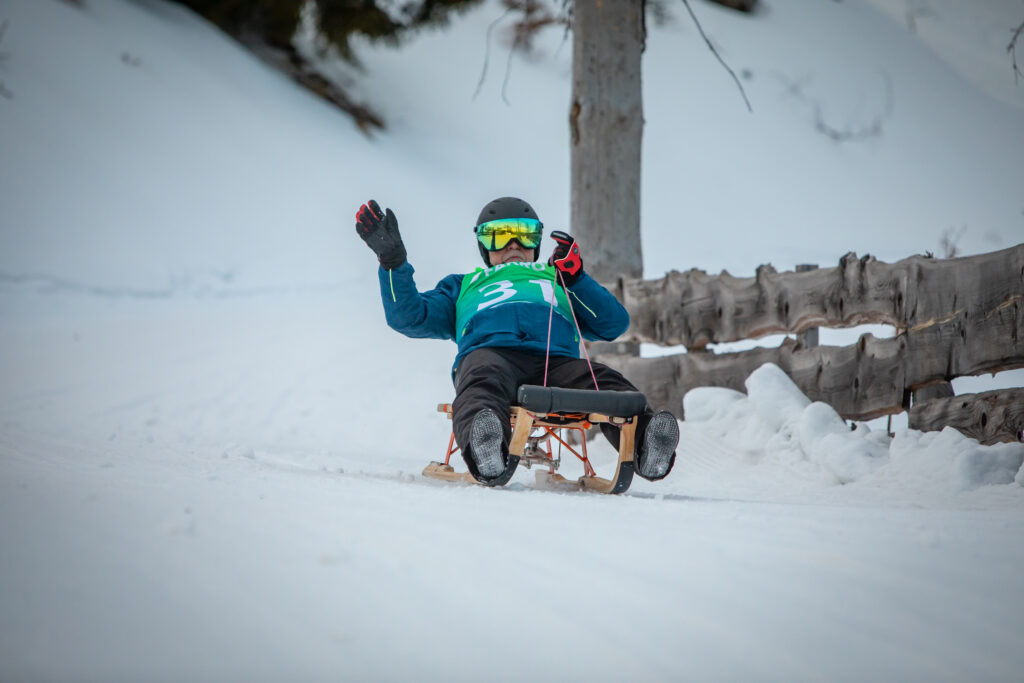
542, 279, 556, 387
556, 269, 600, 391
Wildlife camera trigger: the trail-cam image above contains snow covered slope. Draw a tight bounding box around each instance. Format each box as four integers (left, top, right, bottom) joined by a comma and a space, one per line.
1, 0, 1023, 680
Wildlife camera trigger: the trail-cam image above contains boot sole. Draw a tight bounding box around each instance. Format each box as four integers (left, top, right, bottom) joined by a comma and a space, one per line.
640, 412, 679, 479
470, 409, 506, 479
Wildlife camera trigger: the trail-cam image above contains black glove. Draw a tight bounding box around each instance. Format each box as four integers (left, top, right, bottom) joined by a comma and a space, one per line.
355, 199, 407, 270
548, 231, 583, 286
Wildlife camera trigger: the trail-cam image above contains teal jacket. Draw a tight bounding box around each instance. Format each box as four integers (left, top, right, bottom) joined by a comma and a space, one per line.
378, 262, 630, 371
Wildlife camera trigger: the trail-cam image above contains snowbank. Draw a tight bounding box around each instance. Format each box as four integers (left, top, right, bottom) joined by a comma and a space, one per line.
683, 364, 1024, 493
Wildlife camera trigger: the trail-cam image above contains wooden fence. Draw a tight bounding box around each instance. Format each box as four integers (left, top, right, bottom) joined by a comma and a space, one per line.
594, 242, 1024, 444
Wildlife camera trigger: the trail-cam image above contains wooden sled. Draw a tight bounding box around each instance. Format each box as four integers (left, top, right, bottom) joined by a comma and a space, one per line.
423, 385, 647, 495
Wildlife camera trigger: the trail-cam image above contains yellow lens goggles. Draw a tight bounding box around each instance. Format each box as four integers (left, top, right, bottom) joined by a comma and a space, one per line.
475, 218, 544, 251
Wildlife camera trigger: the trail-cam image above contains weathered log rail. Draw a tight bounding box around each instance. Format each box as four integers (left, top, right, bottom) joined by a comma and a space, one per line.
908, 389, 1024, 444
597, 243, 1024, 444
617, 244, 1024, 348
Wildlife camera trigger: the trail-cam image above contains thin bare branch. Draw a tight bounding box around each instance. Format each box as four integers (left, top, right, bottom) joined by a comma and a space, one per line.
679, 0, 753, 112
473, 6, 514, 101
939, 225, 967, 259
1009, 18, 1024, 84
501, 30, 523, 105
773, 69, 892, 144
0, 19, 11, 100
813, 70, 893, 143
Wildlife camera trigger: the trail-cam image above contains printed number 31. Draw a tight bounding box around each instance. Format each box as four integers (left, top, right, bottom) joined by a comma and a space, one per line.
476, 279, 555, 311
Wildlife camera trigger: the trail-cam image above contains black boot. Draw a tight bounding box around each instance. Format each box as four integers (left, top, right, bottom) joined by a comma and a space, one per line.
637, 411, 679, 480
469, 408, 508, 483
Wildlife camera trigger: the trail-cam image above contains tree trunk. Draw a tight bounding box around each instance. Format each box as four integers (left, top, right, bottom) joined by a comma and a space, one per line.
570, 0, 645, 287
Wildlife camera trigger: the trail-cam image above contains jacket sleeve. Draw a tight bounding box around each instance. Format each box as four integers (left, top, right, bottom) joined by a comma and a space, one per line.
379, 262, 462, 340
564, 272, 630, 342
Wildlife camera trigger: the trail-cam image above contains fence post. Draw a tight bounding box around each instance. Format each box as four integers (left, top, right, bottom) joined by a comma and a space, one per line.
912, 382, 955, 405
795, 264, 819, 348
909, 381, 956, 439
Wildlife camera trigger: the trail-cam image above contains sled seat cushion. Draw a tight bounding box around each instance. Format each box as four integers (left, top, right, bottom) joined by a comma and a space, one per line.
516, 384, 647, 418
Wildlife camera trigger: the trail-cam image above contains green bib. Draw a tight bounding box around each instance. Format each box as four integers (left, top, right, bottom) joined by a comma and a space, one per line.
455, 262, 574, 342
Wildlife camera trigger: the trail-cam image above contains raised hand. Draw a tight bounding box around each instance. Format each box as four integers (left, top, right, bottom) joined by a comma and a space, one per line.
355, 199, 407, 270
548, 230, 583, 286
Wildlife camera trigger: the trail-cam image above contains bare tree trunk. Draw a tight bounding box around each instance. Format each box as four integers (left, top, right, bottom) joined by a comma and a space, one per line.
570, 0, 645, 287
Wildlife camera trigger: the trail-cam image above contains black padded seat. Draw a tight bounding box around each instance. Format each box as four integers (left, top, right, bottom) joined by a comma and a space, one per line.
516, 384, 647, 417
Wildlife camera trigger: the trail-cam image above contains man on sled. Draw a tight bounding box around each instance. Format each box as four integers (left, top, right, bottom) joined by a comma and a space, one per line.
355, 196, 679, 487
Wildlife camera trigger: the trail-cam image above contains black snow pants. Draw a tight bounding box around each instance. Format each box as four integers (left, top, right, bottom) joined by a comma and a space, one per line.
451, 347, 657, 480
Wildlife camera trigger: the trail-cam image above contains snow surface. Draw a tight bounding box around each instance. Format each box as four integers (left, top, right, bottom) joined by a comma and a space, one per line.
1, 0, 1023, 680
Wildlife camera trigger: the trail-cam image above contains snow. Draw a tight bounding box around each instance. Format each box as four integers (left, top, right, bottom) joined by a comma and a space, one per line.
1, 0, 1023, 680
684, 364, 1023, 493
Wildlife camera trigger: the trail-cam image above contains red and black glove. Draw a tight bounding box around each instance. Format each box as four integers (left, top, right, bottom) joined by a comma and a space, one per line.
548, 231, 583, 286
355, 199, 407, 270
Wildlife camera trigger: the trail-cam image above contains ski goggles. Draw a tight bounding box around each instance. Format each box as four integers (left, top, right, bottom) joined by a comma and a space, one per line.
475, 218, 544, 251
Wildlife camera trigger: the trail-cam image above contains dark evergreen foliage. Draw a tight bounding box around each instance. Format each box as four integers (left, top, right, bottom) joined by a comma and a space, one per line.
173, 0, 483, 63
167, 1, 483, 130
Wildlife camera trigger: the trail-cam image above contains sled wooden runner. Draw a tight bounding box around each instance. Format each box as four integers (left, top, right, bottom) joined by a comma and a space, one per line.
423, 385, 645, 495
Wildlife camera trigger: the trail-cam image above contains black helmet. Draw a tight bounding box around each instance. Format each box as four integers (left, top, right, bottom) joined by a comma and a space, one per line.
474, 196, 542, 266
